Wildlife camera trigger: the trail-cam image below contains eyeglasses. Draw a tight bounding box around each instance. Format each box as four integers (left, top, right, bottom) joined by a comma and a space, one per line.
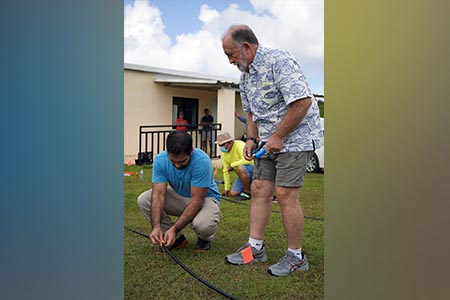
219, 141, 230, 147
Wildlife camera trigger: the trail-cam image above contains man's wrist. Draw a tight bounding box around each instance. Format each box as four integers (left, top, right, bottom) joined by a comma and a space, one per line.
171, 223, 180, 233
272, 132, 284, 140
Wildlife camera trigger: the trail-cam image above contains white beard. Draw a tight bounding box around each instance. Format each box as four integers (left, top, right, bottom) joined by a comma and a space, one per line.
236, 63, 246, 72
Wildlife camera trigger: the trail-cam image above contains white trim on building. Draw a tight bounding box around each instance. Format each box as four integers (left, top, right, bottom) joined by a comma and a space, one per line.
124, 64, 242, 164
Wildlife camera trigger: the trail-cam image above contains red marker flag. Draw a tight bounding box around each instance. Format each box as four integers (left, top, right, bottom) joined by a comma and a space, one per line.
241, 246, 254, 264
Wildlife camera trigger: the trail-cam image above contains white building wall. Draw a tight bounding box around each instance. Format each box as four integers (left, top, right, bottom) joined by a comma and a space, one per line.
124, 69, 231, 163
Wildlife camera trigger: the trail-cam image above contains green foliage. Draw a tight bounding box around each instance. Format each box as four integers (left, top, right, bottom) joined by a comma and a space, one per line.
124, 164, 324, 300
318, 100, 324, 118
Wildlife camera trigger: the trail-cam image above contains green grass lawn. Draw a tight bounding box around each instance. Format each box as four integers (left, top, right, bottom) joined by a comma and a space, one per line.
124, 164, 324, 300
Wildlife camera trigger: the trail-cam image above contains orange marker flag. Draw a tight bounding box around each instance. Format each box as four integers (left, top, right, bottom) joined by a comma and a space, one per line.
241, 246, 254, 264
127, 160, 132, 166
214, 168, 218, 176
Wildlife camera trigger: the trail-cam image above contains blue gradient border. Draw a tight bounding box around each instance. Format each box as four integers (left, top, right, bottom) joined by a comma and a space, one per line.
0, 1, 123, 299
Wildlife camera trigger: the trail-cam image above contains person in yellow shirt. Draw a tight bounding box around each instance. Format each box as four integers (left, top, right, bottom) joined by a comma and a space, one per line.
215, 131, 254, 200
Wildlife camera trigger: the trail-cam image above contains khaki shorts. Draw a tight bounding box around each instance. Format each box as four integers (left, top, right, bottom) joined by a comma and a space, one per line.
253, 151, 312, 187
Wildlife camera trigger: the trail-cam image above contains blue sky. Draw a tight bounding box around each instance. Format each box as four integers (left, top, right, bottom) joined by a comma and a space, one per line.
124, 0, 324, 93
124, 0, 254, 41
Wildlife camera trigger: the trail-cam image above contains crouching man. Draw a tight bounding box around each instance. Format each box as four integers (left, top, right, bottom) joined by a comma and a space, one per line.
137, 131, 222, 253
216, 131, 254, 200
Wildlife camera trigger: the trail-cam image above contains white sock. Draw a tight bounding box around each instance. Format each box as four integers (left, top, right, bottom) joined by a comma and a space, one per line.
248, 237, 263, 250
288, 247, 303, 259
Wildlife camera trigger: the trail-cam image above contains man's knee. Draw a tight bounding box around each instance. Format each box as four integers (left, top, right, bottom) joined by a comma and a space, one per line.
251, 180, 274, 198
274, 186, 300, 202
236, 166, 249, 179
137, 189, 152, 209
252, 180, 266, 191
192, 219, 218, 238
230, 190, 240, 197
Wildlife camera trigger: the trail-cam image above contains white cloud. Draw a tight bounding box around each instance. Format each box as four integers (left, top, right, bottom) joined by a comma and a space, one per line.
124, 1, 171, 66
124, 0, 324, 93
199, 4, 220, 23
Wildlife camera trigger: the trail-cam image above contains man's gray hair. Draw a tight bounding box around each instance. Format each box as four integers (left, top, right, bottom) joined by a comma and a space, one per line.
223, 24, 259, 46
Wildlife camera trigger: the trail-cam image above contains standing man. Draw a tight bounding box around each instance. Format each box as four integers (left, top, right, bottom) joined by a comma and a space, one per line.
137, 131, 222, 253
221, 24, 323, 276
215, 131, 254, 200
200, 108, 215, 154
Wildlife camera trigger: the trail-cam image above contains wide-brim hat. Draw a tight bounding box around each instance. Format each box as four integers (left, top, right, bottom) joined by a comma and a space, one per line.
215, 131, 234, 145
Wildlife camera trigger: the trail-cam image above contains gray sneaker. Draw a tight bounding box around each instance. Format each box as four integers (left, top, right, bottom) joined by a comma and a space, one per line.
225, 243, 267, 265
267, 250, 309, 276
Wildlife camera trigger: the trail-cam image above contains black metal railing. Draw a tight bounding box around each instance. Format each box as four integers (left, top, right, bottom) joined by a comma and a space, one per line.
135, 123, 222, 165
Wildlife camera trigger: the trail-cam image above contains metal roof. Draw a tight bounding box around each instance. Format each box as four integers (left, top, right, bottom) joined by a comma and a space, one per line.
124, 63, 240, 90
124, 63, 324, 98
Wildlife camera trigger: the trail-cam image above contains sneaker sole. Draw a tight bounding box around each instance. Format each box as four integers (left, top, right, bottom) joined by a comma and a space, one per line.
194, 247, 211, 253
155, 239, 189, 254
267, 262, 309, 276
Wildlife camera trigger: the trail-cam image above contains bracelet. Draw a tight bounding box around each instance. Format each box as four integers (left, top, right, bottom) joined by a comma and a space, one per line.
246, 137, 258, 144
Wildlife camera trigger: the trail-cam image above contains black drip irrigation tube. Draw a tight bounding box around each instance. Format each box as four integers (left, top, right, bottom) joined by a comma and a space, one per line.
124, 226, 239, 300
220, 196, 324, 221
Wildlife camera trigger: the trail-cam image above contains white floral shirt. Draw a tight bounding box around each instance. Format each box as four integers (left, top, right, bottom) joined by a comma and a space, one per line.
239, 46, 323, 152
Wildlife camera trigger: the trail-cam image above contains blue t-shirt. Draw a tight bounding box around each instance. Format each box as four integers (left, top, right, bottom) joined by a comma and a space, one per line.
152, 148, 221, 203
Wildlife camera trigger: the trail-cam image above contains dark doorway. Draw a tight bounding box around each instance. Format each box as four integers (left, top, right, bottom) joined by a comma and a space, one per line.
173, 97, 198, 129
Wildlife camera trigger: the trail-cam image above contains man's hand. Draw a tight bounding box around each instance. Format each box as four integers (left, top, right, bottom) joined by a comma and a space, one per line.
163, 226, 178, 247
222, 190, 230, 196
266, 134, 283, 154
244, 140, 256, 160
149, 227, 164, 246
227, 166, 234, 172
268, 98, 311, 154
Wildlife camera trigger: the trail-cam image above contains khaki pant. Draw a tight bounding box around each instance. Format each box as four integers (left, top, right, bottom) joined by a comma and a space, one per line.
137, 187, 222, 241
